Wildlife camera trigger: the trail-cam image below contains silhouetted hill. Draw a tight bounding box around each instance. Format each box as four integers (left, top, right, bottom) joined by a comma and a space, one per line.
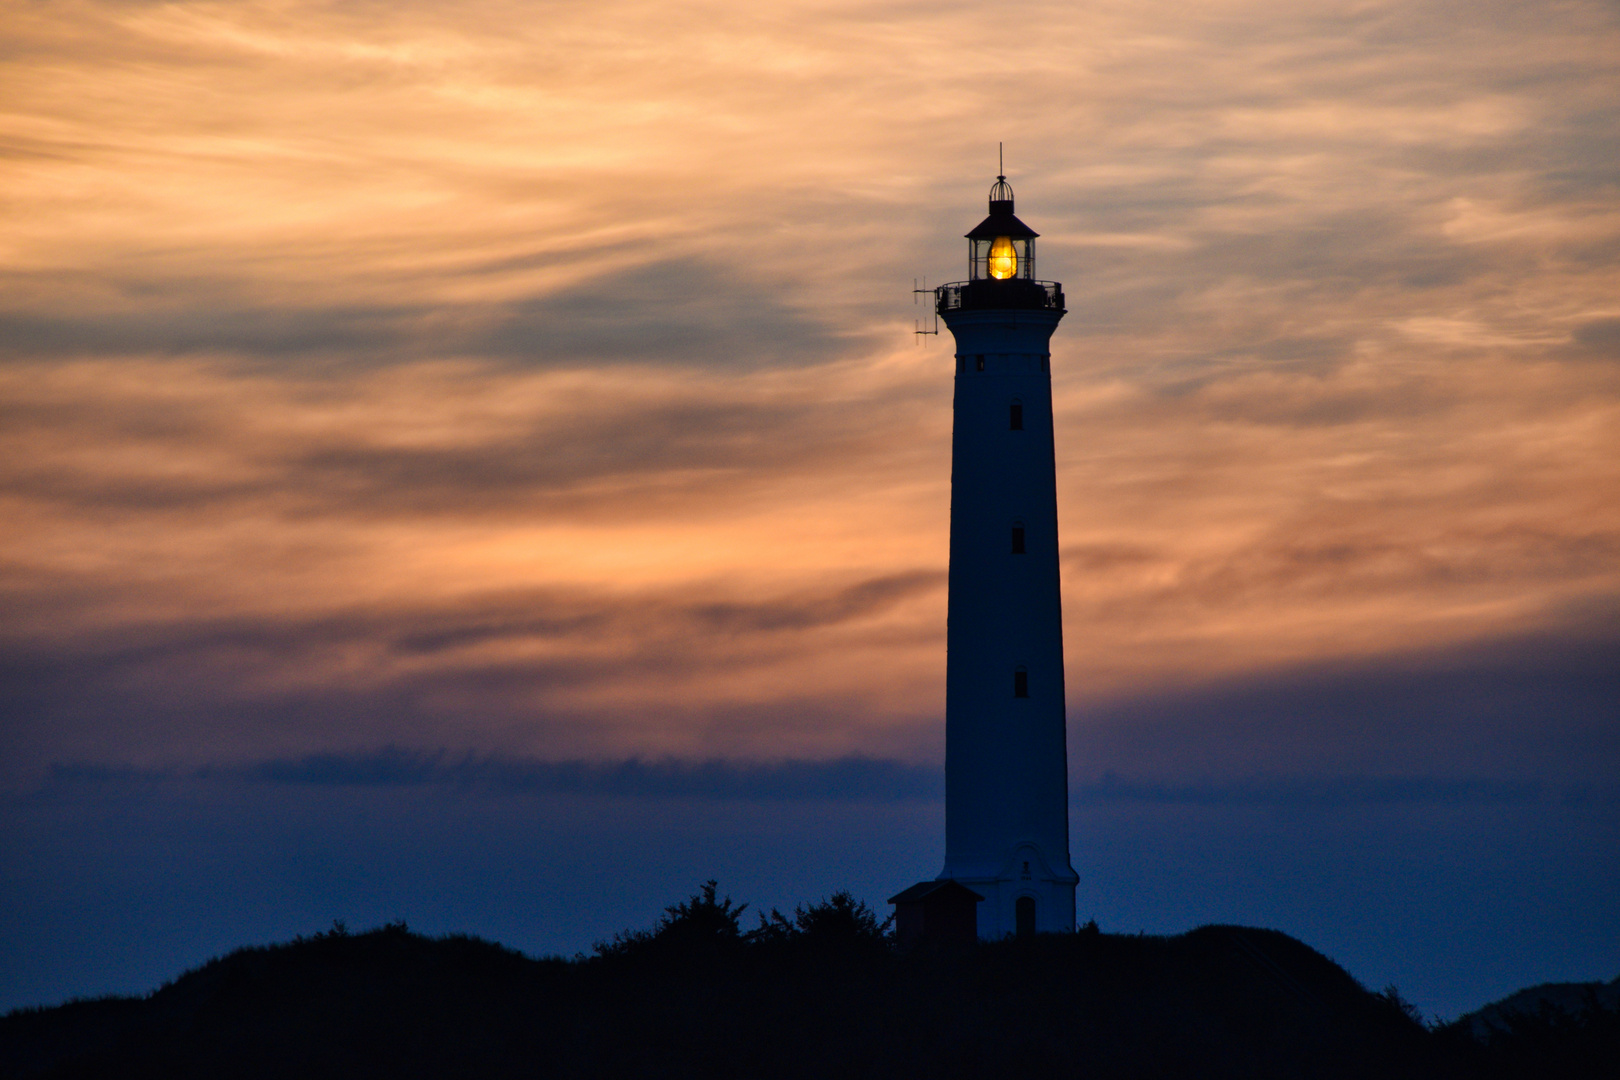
1, 888, 1611, 1078
1436, 975, 1620, 1080
1454, 976, 1620, 1038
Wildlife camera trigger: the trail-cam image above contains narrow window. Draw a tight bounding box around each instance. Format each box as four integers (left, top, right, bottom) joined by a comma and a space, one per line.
1009, 401, 1023, 430
1014, 667, 1028, 698
975, 354, 986, 372
1041, 354, 1050, 372
956, 355, 964, 373
1015, 896, 1036, 938
1011, 524, 1025, 554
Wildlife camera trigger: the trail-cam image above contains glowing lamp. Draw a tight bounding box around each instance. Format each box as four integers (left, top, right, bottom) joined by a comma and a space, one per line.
987, 235, 1017, 279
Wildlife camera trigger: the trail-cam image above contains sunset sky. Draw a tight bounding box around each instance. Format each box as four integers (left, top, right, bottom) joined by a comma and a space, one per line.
3, 0, 1617, 1018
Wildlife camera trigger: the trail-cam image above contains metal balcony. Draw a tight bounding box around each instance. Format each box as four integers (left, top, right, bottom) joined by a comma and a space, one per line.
936, 279, 1065, 315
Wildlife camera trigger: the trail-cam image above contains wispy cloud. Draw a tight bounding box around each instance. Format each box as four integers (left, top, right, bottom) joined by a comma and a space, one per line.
0, 260, 844, 367
2, 0, 1617, 784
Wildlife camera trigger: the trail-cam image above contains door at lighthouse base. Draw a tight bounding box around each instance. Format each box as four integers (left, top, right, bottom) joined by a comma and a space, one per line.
1014, 896, 1036, 939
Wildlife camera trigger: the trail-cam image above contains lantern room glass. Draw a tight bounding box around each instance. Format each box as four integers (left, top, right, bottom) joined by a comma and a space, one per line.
970, 235, 1036, 281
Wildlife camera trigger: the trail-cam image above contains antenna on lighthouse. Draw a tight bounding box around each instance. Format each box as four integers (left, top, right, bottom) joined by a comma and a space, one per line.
914, 276, 939, 338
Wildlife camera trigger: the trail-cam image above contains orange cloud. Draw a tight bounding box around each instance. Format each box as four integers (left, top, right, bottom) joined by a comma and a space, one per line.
2, 0, 1617, 782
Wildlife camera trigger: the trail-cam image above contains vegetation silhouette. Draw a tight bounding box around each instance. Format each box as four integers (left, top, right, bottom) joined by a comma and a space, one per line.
1436, 982, 1620, 1079
1, 883, 1613, 1078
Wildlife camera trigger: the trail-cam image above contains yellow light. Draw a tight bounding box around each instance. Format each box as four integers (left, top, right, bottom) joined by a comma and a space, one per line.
988, 235, 1017, 279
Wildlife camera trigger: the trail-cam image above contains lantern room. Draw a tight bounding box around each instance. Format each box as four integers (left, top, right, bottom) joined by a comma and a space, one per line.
932, 171, 1064, 315
966, 175, 1038, 281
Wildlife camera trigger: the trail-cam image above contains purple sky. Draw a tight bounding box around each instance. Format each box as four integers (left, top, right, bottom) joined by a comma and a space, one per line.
2, 0, 1618, 1020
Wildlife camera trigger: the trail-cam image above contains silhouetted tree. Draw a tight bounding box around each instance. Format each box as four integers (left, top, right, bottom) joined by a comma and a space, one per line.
751, 890, 890, 951
657, 879, 747, 942
594, 879, 748, 958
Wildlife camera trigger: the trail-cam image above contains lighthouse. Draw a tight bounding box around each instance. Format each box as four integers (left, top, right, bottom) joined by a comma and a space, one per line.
893, 172, 1078, 943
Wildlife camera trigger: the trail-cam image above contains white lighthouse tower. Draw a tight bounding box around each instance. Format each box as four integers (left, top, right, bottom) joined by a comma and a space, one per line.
933, 172, 1077, 939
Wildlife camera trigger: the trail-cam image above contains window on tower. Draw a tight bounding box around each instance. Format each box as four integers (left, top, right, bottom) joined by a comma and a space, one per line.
1014, 667, 1029, 698
975, 355, 986, 372
1011, 524, 1026, 554
1009, 401, 1023, 430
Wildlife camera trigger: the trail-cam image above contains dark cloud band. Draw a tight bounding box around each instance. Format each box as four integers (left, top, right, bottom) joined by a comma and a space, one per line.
42, 750, 1617, 810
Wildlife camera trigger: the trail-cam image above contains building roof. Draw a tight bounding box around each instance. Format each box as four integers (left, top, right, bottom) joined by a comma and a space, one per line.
887, 879, 986, 905
965, 209, 1038, 241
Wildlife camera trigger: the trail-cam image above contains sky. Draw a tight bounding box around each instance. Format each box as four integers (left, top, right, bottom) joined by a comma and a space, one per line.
2, 0, 1618, 1020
